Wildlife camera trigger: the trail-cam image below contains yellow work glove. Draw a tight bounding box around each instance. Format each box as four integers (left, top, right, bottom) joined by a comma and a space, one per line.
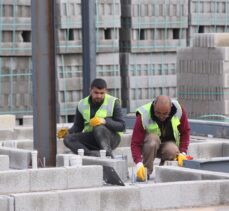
89, 117, 106, 127
176, 153, 187, 166
176, 153, 193, 166
57, 128, 68, 139
136, 162, 146, 182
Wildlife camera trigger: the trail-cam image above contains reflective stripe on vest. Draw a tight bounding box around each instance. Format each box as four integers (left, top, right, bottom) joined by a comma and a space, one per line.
78, 94, 118, 133
137, 99, 182, 146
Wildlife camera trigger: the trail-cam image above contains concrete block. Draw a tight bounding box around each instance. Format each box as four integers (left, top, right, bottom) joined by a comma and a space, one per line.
8, 148, 32, 169
193, 33, 229, 48
155, 165, 229, 183
0, 170, 30, 194
0, 115, 16, 130
13, 192, 59, 211
220, 181, 229, 204
100, 186, 141, 211
57, 189, 100, 211
113, 147, 134, 167
2, 140, 17, 148
15, 139, 33, 150
222, 142, 229, 156
187, 142, 223, 159
22, 115, 33, 126
13, 126, 33, 140
56, 154, 72, 167
0, 196, 14, 211
155, 166, 201, 183
82, 156, 128, 182
139, 181, 221, 210
119, 132, 132, 147
0, 155, 9, 171
66, 165, 103, 189
30, 167, 67, 192
57, 140, 71, 154
139, 183, 181, 209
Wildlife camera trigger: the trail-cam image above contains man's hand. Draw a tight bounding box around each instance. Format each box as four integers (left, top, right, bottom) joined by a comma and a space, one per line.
57, 128, 68, 139
89, 117, 106, 127
136, 162, 146, 182
176, 153, 193, 166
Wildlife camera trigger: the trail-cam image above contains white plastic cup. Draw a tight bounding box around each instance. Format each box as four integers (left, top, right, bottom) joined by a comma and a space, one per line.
70, 155, 82, 166
78, 149, 84, 156
31, 150, 38, 169
100, 150, 106, 158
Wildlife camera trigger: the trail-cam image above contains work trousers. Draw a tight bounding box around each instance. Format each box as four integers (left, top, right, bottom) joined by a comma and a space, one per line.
63, 125, 120, 157
142, 134, 179, 175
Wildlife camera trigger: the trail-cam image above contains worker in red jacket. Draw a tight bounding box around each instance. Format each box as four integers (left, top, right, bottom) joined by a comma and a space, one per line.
131, 95, 190, 181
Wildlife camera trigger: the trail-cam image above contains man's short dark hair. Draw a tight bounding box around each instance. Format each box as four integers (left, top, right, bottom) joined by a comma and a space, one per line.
90, 78, 107, 89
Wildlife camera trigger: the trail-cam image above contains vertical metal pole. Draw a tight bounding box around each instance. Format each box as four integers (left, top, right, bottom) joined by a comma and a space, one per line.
31, 0, 57, 166
82, 0, 96, 97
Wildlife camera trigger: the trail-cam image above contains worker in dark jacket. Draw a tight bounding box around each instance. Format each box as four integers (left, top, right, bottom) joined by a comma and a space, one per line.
58, 78, 125, 158
131, 95, 190, 181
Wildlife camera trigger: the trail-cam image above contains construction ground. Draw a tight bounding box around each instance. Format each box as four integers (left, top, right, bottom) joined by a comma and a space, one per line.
0, 115, 228, 210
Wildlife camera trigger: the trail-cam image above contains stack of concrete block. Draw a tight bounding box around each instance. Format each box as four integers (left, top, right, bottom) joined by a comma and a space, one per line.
189, 0, 229, 46
57, 52, 121, 121
56, 0, 121, 54
120, 0, 188, 53
0, 0, 122, 123
0, 57, 33, 115
0, 165, 103, 194
0, 1, 32, 118
0, 0, 31, 56
193, 33, 229, 48
121, 52, 177, 112
55, 0, 122, 122
177, 33, 229, 119
120, 0, 188, 112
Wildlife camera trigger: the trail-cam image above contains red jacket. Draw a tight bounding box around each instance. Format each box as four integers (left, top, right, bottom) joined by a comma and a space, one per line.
131, 106, 190, 164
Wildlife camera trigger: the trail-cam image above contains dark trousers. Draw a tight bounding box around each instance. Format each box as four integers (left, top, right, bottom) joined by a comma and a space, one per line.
63, 125, 120, 157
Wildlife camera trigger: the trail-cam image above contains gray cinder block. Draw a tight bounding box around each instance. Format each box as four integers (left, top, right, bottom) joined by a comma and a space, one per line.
58, 189, 100, 211
0, 196, 14, 211
30, 167, 68, 192
67, 165, 103, 189
13, 191, 59, 211
0, 155, 9, 171
0, 170, 30, 194
82, 156, 128, 182
100, 186, 141, 211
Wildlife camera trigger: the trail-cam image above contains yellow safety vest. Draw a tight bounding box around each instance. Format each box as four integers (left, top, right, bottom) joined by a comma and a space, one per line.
136, 99, 182, 146
78, 94, 122, 136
